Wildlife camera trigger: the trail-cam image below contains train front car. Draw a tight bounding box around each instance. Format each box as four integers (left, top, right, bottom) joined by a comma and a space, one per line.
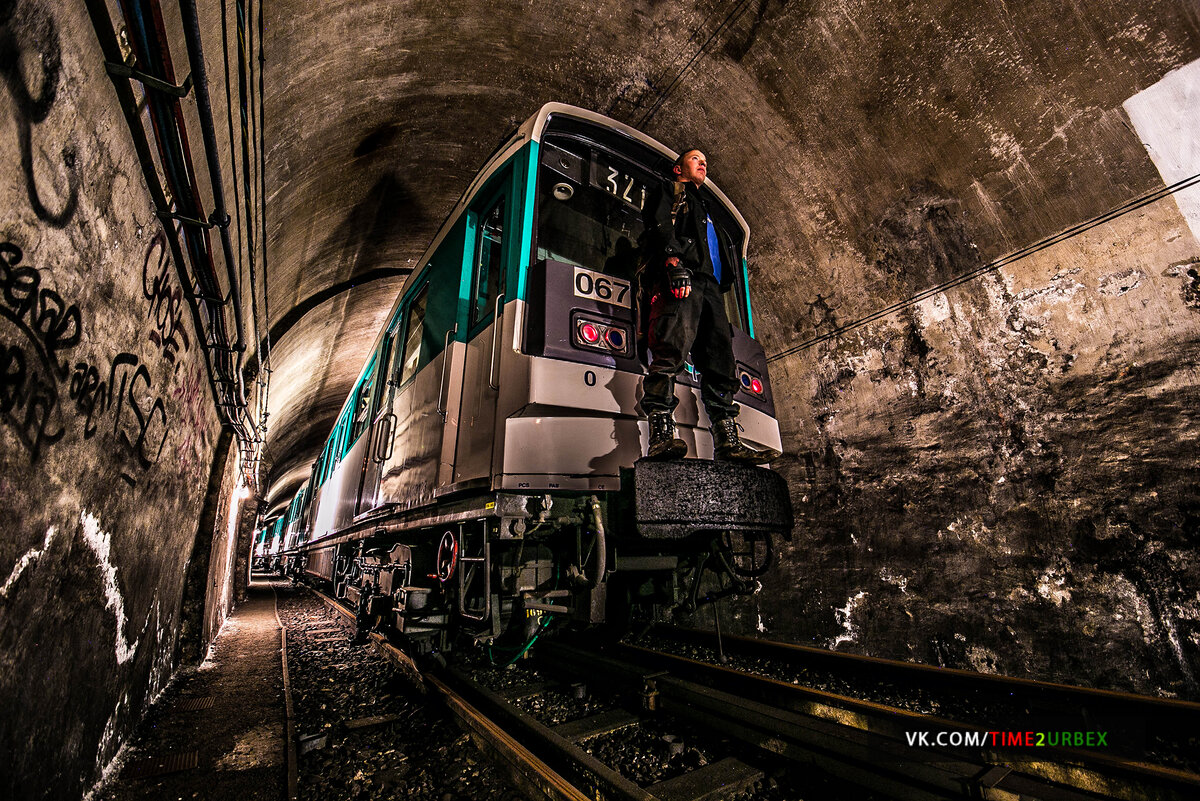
498, 106, 793, 632
514, 108, 782, 479
296, 104, 792, 658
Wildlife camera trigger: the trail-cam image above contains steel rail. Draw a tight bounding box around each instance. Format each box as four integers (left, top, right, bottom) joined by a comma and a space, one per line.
579, 639, 1200, 801
304, 588, 603, 801
654, 626, 1200, 727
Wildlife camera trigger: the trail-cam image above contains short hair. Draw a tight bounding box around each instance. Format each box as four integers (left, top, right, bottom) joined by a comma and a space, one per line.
674, 148, 703, 169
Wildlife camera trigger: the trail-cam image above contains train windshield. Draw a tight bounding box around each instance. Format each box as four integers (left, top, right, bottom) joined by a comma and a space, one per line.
534, 134, 749, 330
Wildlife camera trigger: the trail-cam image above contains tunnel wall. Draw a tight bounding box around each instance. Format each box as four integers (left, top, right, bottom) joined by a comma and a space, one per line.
663, 0, 1200, 696
0, 1, 242, 797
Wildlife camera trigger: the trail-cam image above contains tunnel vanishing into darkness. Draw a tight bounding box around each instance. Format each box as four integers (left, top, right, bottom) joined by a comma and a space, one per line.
2, 0, 1199, 798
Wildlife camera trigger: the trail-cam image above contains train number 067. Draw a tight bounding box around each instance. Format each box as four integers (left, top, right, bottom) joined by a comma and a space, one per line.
573, 267, 631, 308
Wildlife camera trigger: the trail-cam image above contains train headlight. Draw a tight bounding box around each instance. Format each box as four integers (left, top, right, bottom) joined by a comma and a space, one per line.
750, 377, 763, 394
579, 321, 601, 344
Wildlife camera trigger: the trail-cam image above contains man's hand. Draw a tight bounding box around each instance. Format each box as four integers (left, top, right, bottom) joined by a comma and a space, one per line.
666, 257, 691, 299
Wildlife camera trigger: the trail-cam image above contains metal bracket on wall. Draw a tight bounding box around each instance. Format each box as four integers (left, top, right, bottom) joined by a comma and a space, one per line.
156, 208, 230, 231
104, 61, 193, 98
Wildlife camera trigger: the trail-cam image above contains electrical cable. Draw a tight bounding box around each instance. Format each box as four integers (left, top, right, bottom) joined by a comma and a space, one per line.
768, 171, 1200, 362
256, 0, 272, 467
607, 0, 733, 117
107, 0, 259, 484
636, 0, 756, 128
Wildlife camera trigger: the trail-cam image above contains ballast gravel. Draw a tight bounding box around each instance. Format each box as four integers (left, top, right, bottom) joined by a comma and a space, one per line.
277, 583, 520, 801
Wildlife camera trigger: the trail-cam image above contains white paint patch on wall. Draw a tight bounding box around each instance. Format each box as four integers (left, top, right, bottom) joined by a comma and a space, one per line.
916, 293, 951, 324
828, 590, 867, 649
1, 525, 58, 598
1124, 58, 1200, 243
80, 511, 140, 665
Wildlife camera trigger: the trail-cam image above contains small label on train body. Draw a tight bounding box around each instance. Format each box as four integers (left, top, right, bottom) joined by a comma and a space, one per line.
573, 266, 631, 308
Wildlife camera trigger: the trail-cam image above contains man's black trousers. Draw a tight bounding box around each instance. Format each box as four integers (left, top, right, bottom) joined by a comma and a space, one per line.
641, 275, 740, 422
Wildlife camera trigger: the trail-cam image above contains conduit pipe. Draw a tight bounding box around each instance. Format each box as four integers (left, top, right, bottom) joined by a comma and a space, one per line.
177, 0, 246, 360
177, 0, 255, 451
85, 0, 261, 484
82, 0, 220, 414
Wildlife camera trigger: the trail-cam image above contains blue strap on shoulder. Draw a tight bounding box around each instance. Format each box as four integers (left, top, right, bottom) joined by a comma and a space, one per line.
706, 215, 724, 284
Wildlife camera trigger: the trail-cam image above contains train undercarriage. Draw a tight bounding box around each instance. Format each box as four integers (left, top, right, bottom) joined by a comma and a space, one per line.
281, 459, 793, 661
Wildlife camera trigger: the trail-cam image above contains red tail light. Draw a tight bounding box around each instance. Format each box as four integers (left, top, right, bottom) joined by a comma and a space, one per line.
738, 369, 765, 396
574, 317, 630, 355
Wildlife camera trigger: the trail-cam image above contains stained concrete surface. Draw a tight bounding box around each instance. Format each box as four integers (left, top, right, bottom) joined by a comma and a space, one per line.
90, 577, 286, 801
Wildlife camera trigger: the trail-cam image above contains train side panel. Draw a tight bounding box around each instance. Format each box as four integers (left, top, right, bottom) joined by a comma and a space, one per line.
375, 341, 464, 509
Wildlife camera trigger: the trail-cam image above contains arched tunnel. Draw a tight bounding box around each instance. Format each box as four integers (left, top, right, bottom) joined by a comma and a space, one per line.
2, 1, 1198, 798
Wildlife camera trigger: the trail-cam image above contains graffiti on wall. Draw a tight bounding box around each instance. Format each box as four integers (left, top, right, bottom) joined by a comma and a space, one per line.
0, 240, 77, 459
1, 239, 193, 485
0, 0, 80, 227
170, 362, 210, 473
141, 232, 191, 364
67, 352, 170, 484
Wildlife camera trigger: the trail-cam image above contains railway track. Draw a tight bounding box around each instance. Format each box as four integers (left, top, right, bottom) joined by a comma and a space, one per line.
302, 586, 1198, 800
598, 626, 1200, 801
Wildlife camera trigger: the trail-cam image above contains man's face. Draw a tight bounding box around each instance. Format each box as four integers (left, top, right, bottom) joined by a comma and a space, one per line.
675, 150, 707, 185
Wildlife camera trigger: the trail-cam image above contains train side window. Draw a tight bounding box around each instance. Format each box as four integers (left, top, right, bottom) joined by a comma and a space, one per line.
469, 199, 505, 330
397, 286, 429, 385
348, 357, 376, 444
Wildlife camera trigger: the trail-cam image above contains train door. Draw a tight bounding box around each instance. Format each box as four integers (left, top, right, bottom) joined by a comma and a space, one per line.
329, 354, 379, 531
453, 185, 510, 486
356, 326, 397, 516
374, 267, 466, 509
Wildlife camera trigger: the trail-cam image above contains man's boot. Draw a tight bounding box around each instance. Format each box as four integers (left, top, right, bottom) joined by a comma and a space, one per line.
712, 417, 780, 465
646, 412, 687, 460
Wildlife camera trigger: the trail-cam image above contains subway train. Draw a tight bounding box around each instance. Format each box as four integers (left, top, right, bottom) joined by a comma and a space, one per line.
259, 103, 793, 656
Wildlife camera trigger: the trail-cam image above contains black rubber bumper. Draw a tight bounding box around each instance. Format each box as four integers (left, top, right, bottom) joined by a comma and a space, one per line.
619, 460, 794, 540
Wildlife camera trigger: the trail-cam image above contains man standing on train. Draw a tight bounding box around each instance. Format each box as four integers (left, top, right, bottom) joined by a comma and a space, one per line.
639, 148, 776, 464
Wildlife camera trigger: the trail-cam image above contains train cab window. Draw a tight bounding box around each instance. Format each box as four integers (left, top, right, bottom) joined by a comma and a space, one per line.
535, 139, 648, 281
469, 199, 505, 330
706, 201, 749, 332
397, 286, 429, 385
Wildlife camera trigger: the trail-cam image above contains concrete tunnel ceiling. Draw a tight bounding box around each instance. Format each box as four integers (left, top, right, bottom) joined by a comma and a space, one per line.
256, 0, 1200, 513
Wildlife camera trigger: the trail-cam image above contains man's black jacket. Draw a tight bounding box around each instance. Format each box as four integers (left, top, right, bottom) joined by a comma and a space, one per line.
640, 179, 739, 293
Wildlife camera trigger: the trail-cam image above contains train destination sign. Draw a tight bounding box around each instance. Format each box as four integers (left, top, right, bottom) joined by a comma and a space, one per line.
590, 154, 648, 211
